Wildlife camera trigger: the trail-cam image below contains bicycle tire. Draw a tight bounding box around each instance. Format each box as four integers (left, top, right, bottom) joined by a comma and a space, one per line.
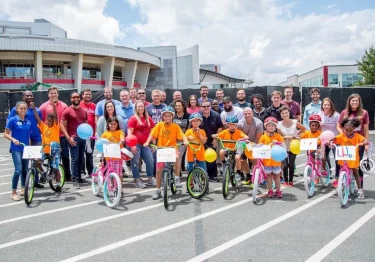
230, 172, 236, 187
252, 168, 260, 203
49, 164, 65, 192
163, 169, 169, 209
24, 168, 36, 205
103, 172, 122, 208
304, 165, 315, 197
222, 165, 230, 198
91, 166, 101, 196
320, 162, 331, 188
338, 171, 349, 207
187, 167, 209, 199
170, 168, 177, 195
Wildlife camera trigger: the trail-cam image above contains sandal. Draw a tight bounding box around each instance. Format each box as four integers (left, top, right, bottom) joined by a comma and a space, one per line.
11, 194, 20, 201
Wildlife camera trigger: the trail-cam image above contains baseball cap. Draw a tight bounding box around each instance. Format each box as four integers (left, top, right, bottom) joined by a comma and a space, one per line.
223, 96, 232, 102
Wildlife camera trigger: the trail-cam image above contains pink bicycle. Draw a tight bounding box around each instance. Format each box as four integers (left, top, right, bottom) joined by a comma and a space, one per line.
303, 144, 331, 197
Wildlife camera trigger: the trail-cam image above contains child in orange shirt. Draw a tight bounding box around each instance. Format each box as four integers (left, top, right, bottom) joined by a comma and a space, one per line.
259, 117, 285, 198
101, 116, 125, 197
331, 118, 367, 200
144, 106, 188, 200
212, 116, 248, 180
185, 113, 207, 172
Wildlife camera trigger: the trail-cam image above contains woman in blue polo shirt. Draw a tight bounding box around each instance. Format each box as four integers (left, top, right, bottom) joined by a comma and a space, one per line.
4, 101, 32, 201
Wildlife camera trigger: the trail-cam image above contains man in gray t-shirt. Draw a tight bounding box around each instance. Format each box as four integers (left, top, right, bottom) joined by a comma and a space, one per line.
237, 107, 263, 185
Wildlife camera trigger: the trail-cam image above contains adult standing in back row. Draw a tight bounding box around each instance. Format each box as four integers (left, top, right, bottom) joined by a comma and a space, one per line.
234, 88, 251, 109
198, 85, 212, 105
95, 86, 121, 121
281, 86, 301, 122
303, 88, 321, 129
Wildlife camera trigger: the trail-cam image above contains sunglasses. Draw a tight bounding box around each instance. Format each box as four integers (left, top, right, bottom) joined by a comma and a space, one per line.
138, 92, 146, 95
202, 105, 210, 108
71, 96, 80, 99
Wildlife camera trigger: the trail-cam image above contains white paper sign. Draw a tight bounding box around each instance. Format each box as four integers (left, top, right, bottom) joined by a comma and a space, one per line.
22, 146, 43, 159
103, 143, 121, 158
300, 138, 318, 150
246, 143, 253, 151
252, 145, 271, 159
335, 146, 356, 161
157, 148, 176, 163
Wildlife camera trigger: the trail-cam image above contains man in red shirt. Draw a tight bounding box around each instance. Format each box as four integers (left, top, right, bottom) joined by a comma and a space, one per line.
80, 89, 96, 177
61, 92, 88, 189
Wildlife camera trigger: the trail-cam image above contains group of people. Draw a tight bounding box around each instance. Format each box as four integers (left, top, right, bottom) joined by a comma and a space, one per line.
4, 84, 370, 201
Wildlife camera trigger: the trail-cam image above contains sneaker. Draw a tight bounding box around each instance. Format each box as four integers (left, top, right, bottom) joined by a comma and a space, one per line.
294, 168, 299, 176
135, 181, 147, 189
55, 185, 61, 193
175, 176, 182, 188
283, 181, 289, 186
35, 183, 44, 189
11, 194, 20, 201
20, 187, 24, 196
275, 191, 283, 198
240, 173, 245, 181
148, 178, 156, 187
289, 182, 294, 186
209, 177, 218, 183
267, 190, 274, 198
280, 178, 285, 184
241, 180, 251, 186
357, 189, 365, 200
152, 189, 162, 200
73, 181, 80, 189
78, 178, 87, 183
261, 180, 267, 185
332, 180, 338, 188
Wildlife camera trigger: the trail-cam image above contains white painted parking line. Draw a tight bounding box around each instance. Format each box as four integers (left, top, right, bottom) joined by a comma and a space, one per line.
305, 206, 375, 262
0, 174, 12, 178
0, 182, 11, 186
0, 163, 15, 166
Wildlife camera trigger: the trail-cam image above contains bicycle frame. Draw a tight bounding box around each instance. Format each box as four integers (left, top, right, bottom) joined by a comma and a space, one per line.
252, 158, 267, 184
305, 148, 325, 180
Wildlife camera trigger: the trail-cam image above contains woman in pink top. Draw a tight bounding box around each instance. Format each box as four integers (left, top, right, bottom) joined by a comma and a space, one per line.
187, 95, 201, 114
337, 93, 369, 188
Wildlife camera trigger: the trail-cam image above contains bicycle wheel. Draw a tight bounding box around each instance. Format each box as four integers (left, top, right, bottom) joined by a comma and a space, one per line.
187, 167, 209, 199
49, 164, 65, 192
252, 168, 260, 203
222, 165, 230, 198
91, 166, 101, 196
163, 169, 169, 209
230, 172, 236, 187
170, 168, 177, 195
320, 162, 331, 188
103, 172, 122, 208
24, 168, 36, 205
304, 165, 315, 197
338, 171, 349, 207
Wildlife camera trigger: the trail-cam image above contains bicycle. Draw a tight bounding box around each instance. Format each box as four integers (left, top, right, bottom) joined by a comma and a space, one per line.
186, 141, 209, 199
217, 138, 242, 199
360, 142, 375, 175
91, 138, 123, 208
23, 142, 65, 205
303, 143, 331, 197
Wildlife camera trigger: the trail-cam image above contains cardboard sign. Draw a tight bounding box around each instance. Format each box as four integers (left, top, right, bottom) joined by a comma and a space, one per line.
252, 145, 271, 159
22, 146, 43, 159
300, 138, 318, 150
157, 148, 176, 163
335, 146, 356, 161
103, 143, 121, 159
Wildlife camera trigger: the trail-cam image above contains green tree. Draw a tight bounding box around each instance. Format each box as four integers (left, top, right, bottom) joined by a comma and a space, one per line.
357, 46, 375, 85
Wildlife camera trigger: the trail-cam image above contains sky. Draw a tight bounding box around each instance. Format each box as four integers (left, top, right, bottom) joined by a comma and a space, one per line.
1, 0, 374, 85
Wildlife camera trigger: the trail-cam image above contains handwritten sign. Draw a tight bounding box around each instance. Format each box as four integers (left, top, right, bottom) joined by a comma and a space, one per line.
246, 143, 253, 151
300, 138, 318, 151
335, 146, 356, 161
252, 145, 271, 159
103, 143, 121, 158
22, 146, 43, 159
157, 148, 176, 163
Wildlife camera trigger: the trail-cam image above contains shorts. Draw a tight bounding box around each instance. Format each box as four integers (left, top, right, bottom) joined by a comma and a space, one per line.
187, 161, 207, 173
42, 142, 60, 169
107, 159, 123, 176
156, 150, 180, 170
264, 166, 282, 175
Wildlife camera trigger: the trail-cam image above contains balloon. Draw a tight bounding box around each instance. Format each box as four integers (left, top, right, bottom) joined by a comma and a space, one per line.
125, 135, 138, 147
271, 145, 287, 162
95, 139, 104, 153
320, 130, 335, 144
77, 123, 93, 140
244, 147, 253, 159
204, 148, 217, 163
290, 139, 301, 155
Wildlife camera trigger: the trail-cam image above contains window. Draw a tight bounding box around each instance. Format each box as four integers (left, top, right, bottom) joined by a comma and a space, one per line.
3, 64, 34, 78
82, 67, 101, 79
328, 74, 338, 85
342, 73, 363, 87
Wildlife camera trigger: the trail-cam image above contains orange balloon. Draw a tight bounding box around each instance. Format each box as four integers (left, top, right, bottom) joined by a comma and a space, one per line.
244, 147, 253, 159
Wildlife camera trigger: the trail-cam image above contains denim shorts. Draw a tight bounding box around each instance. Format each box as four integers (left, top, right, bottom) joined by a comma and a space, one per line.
264, 166, 282, 175
43, 142, 61, 169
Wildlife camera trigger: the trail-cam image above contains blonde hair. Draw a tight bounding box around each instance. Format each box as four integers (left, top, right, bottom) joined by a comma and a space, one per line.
133, 100, 151, 127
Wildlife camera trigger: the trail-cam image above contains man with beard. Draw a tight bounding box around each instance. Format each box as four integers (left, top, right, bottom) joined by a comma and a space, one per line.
137, 88, 150, 106
215, 88, 224, 110
234, 88, 251, 109
220, 96, 244, 128
95, 86, 121, 121
169, 91, 182, 107
250, 94, 266, 120
129, 87, 137, 104
281, 86, 301, 122
160, 90, 167, 104
303, 88, 322, 129
7, 91, 44, 188
198, 85, 212, 104
61, 92, 88, 189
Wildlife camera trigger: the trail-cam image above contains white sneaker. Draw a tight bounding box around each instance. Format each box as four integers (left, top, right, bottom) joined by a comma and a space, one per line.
135, 181, 147, 188
175, 176, 182, 188
152, 189, 162, 200
148, 178, 156, 187
358, 189, 365, 200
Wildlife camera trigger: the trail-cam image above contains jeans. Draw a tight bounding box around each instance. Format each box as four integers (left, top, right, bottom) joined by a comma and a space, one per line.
60, 136, 71, 180
187, 161, 207, 173
69, 137, 85, 181
283, 151, 296, 183
81, 139, 95, 175
205, 144, 217, 178
30, 140, 41, 184
11, 150, 29, 190
129, 144, 154, 179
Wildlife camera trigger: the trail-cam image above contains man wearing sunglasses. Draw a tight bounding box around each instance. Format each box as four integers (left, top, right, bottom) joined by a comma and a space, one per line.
137, 88, 150, 106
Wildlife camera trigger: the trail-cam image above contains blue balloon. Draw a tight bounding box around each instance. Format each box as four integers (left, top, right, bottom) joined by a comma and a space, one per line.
271, 145, 287, 162
95, 139, 104, 153
77, 124, 93, 139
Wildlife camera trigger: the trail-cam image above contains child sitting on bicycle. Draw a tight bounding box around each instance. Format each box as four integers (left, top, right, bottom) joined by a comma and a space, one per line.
212, 116, 249, 180
31, 100, 62, 192
329, 118, 368, 200
259, 117, 285, 198
185, 113, 207, 172
144, 106, 189, 200
101, 116, 125, 197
